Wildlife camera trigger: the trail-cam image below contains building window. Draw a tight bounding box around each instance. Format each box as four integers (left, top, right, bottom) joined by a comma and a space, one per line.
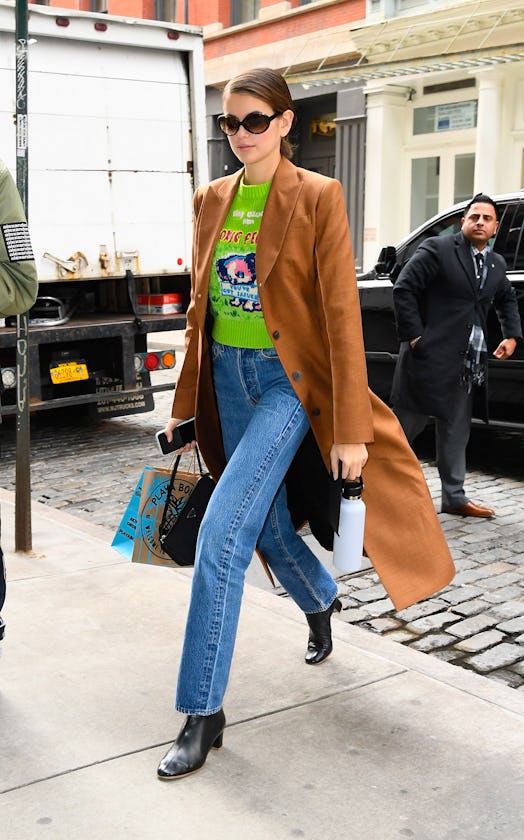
231, 0, 261, 26
367, 0, 397, 16
368, 1, 437, 17
155, 0, 177, 22
413, 100, 478, 135
454, 153, 475, 204
411, 156, 439, 230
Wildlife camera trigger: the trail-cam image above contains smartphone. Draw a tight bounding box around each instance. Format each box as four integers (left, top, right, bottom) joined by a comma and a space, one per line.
156, 418, 196, 455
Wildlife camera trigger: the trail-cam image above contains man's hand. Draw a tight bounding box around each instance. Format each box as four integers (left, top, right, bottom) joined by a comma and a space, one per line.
330, 443, 368, 482
493, 338, 517, 360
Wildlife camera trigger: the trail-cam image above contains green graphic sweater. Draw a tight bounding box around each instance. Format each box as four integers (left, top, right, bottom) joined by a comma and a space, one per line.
209, 177, 273, 348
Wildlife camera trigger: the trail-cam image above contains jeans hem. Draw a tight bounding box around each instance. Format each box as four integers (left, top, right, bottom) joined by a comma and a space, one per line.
303, 592, 339, 615
176, 704, 223, 716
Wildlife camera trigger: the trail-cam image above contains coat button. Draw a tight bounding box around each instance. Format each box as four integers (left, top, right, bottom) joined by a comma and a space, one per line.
272, 330, 280, 339
312, 407, 320, 416
292, 370, 302, 381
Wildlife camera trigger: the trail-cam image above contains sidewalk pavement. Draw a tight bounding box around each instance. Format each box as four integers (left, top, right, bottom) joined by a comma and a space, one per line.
148, 330, 186, 352
1, 489, 524, 840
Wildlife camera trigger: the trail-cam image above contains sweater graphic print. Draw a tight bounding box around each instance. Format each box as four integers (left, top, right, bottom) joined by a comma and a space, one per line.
215, 241, 260, 312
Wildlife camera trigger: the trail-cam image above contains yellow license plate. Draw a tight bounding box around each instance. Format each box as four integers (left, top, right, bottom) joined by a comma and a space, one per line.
50, 362, 89, 385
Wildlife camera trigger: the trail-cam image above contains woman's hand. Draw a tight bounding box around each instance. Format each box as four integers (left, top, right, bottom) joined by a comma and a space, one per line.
330, 443, 368, 481
164, 417, 196, 453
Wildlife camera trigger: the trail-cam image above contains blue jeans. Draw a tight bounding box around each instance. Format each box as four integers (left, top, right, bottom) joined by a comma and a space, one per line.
176, 343, 337, 715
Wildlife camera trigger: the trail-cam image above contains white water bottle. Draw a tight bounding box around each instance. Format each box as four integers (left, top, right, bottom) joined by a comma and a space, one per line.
333, 479, 366, 573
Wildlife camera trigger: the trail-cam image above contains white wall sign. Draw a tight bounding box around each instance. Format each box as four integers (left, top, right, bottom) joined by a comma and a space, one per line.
435, 101, 477, 132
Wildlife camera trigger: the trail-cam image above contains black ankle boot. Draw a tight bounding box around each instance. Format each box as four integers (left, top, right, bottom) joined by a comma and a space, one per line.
157, 709, 226, 780
305, 597, 342, 665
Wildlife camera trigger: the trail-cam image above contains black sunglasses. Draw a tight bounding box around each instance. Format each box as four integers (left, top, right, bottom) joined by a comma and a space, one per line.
217, 111, 282, 136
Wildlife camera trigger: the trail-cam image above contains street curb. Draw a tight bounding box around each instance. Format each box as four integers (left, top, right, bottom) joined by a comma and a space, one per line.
2, 488, 524, 718
0, 488, 115, 546
248, 584, 524, 718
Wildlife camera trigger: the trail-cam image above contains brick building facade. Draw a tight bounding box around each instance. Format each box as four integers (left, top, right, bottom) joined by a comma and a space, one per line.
28, 0, 524, 269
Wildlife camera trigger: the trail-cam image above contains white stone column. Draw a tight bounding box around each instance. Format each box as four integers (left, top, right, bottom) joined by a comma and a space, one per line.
363, 84, 409, 270
474, 70, 504, 196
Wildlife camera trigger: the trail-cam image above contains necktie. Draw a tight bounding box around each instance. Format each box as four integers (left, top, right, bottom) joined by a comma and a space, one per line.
475, 252, 484, 285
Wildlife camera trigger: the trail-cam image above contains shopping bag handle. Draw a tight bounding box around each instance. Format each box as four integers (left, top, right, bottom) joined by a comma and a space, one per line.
159, 444, 206, 536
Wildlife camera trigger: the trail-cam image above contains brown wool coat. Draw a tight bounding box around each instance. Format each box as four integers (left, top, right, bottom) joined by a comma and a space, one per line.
172, 157, 455, 611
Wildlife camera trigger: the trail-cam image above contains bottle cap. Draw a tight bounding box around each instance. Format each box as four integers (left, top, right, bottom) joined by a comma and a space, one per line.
342, 478, 364, 499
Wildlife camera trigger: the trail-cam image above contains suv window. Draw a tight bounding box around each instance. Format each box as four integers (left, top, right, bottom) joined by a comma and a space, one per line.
399, 211, 463, 264
494, 202, 524, 271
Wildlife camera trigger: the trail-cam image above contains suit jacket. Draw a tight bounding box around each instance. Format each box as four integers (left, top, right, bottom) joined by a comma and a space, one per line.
171, 158, 454, 611
391, 231, 522, 422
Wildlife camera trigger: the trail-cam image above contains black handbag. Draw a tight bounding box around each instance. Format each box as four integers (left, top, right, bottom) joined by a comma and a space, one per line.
159, 446, 215, 567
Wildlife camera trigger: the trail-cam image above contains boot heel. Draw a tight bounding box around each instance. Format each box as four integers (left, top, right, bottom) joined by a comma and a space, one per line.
212, 732, 224, 750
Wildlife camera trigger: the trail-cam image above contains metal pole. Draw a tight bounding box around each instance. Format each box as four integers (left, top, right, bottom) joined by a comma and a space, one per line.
14, 0, 32, 552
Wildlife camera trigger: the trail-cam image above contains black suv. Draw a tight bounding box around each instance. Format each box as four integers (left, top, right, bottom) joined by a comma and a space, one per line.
358, 192, 524, 429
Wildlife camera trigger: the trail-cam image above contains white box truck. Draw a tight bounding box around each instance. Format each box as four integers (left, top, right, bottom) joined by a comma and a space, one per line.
0, 2, 208, 416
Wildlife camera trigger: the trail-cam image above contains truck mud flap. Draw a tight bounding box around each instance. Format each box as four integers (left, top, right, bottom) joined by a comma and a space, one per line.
90, 372, 154, 418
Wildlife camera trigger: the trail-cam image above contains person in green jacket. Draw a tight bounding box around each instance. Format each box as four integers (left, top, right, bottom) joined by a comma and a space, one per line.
0, 157, 38, 641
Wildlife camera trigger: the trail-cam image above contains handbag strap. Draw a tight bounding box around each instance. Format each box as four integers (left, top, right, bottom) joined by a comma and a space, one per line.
160, 451, 183, 536
159, 444, 207, 535
194, 444, 205, 475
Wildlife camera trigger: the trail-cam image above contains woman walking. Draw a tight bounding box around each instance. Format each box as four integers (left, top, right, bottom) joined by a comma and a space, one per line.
158, 68, 454, 780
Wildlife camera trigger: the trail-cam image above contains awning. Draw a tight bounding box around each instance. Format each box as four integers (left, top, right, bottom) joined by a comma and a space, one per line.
284, 0, 524, 86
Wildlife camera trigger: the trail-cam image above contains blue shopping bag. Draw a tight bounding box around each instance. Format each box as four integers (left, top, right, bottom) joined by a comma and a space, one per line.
111, 469, 145, 561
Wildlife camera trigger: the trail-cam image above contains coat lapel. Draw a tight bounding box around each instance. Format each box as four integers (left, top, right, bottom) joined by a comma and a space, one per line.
483, 252, 497, 291
256, 158, 304, 287
193, 170, 243, 327
455, 232, 477, 294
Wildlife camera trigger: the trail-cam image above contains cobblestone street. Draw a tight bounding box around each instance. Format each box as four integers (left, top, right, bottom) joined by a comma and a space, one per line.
334, 424, 524, 689
1, 359, 523, 690
336, 484, 524, 689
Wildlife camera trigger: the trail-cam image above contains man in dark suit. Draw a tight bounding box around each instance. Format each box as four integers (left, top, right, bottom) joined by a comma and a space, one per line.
391, 193, 522, 518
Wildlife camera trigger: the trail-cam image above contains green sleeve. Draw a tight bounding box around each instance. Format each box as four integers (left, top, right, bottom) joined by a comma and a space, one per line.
0, 159, 38, 317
